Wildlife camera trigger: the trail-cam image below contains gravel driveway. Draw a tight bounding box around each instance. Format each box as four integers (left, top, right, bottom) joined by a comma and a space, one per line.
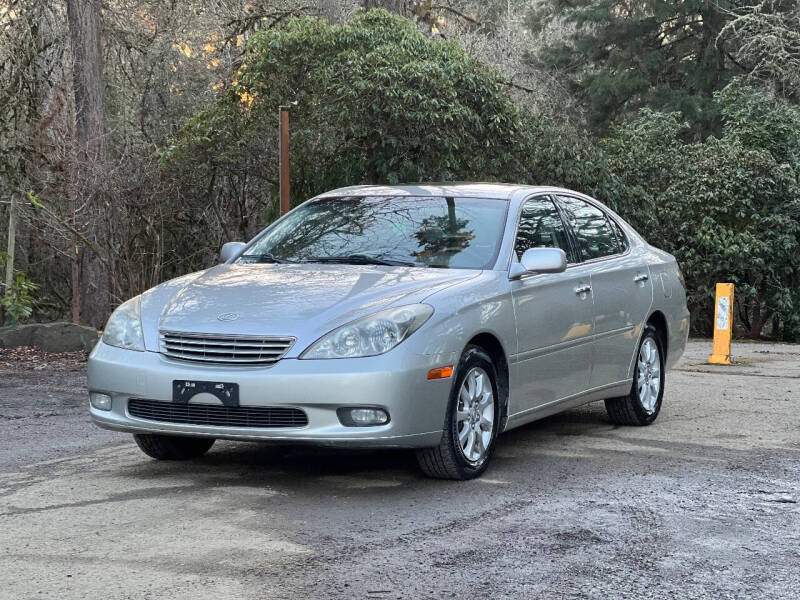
1, 340, 798, 599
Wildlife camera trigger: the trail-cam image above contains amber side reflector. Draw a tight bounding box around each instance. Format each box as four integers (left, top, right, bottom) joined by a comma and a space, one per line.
427, 365, 454, 380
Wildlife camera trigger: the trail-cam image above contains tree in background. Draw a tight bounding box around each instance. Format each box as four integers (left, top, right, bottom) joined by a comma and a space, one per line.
160, 9, 588, 219
719, 0, 800, 104
528, 0, 745, 136
1, 0, 70, 324
0, 0, 327, 325
66, 0, 109, 327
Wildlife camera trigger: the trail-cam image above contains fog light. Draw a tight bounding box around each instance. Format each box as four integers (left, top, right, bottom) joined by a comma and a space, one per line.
337, 407, 389, 427
90, 392, 112, 411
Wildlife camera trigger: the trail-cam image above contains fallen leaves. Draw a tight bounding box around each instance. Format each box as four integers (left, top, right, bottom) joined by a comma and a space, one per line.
0, 346, 88, 374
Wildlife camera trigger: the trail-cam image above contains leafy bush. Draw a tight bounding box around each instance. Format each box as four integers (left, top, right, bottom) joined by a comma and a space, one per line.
166, 10, 530, 187
605, 83, 800, 340
161, 9, 618, 228
0, 253, 39, 325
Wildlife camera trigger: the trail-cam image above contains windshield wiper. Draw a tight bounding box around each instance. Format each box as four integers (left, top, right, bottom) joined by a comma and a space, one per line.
303, 254, 419, 267
239, 252, 294, 264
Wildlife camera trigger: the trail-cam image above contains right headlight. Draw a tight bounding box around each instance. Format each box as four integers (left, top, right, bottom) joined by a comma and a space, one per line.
300, 304, 434, 359
102, 296, 145, 351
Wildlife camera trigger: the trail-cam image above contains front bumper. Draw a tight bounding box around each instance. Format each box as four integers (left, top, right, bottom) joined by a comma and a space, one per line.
88, 342, 456, 448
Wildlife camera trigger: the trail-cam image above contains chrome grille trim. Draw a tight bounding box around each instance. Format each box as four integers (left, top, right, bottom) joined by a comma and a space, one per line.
159, 331, 295, 366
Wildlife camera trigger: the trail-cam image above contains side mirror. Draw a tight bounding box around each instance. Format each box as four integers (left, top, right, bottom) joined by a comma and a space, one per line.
509, 247, 567, 280
220, 241, 246, 263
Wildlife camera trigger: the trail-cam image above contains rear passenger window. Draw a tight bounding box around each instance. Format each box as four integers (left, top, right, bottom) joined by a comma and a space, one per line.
608, 217, 629, 253
514, 197, 572, 261
557, 196, 619, 261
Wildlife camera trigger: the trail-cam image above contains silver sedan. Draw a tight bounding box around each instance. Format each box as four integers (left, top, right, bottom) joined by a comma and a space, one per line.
89, 183, 690, 479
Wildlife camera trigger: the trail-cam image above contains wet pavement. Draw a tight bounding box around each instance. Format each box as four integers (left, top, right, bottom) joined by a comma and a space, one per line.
1, 340, 798, 599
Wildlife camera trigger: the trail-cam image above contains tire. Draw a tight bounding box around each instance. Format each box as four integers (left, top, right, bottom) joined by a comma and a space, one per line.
133, 434, 215, 460
605, 325, 665, 426
416, 345, 501, 480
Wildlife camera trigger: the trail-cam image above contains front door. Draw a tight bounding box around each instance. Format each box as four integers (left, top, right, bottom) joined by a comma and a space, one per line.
509, 195, 595, 416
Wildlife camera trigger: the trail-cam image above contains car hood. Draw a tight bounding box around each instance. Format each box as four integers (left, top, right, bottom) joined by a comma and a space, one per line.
140, 263, 479, 354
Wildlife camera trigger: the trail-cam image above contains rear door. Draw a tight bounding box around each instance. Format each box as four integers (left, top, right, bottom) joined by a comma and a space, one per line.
509, 195, 595, 415
556, 195, 653, 390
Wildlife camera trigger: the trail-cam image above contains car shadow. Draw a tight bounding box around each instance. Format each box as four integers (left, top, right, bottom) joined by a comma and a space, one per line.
120, 402, 616, 486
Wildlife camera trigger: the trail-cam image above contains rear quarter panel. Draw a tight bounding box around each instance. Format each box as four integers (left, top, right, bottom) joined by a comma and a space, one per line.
645, 246, 690, 370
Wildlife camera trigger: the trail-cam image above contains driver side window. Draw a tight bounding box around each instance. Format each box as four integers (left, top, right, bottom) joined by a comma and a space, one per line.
514, 196, 572, 261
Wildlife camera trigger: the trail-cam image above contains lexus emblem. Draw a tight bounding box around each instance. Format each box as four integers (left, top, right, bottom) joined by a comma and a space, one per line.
217, 312, 240, 322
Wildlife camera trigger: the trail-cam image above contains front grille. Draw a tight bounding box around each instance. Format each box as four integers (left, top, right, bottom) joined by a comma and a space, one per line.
159, 331, 294, 365
128, 398, 308, 428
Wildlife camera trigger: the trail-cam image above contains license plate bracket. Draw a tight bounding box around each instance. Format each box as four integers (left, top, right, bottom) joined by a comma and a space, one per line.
172, 380, 239, 407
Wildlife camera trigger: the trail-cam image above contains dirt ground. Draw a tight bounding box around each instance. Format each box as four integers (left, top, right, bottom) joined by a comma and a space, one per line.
0, 340, 798, 599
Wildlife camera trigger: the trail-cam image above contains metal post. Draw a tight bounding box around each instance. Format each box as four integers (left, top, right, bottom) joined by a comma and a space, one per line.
279, 106, 290, 216
4, 194, 15, 295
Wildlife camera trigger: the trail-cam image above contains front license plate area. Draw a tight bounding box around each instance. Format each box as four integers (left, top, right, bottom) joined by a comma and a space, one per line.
172, 381, 239, 407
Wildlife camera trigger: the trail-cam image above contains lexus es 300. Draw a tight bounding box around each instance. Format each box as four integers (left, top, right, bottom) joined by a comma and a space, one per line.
89, 184, 689, 479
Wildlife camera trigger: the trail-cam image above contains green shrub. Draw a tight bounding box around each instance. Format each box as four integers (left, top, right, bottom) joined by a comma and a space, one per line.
0, 253, 39, 325
605, 83, 800, 340
162, 10, 537, 193
160, 9, 616, 221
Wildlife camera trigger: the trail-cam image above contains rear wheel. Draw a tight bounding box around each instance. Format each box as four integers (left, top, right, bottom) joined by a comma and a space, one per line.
605, 325, 665, 426
416, 346, 500, 480
134, 434, 215, 460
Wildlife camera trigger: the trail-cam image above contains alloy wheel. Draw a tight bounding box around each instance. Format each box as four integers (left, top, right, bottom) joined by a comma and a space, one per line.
637, 337, 661, 414
455, 366, 495, 464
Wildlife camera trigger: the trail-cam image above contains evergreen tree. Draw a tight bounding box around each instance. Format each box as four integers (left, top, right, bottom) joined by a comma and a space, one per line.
528, 0, 742, 136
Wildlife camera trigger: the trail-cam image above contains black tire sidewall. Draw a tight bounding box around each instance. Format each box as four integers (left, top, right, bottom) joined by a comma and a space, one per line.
445, 346, 501, 478
134, 434, 214, 460
630, 327, 665, 424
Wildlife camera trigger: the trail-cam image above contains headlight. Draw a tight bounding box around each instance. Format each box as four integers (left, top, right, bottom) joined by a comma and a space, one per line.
301, 304, 434, 359
102, 296, 145, 351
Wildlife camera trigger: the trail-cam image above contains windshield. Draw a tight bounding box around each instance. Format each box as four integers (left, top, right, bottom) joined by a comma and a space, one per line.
239, 196, 509, 269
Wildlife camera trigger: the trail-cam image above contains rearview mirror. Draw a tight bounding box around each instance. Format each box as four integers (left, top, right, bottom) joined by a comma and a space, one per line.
509, 247, 567, 280
220, 242, 246, 263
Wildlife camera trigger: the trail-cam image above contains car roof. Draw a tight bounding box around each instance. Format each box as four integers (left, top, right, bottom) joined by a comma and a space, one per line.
315, 183, 573, 200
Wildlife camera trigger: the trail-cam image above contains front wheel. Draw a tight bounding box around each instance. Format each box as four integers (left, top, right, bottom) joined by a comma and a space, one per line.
416, 345, 501, 480
134, 434, 215, 460
605, 325, 665, 426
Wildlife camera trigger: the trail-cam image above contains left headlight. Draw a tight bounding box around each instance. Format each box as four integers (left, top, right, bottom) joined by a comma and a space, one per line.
102, 296, 145, 351
301, 304, 434, 359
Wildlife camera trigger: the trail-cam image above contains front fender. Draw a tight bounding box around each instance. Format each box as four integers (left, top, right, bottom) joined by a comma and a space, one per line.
409, 271, 516, 358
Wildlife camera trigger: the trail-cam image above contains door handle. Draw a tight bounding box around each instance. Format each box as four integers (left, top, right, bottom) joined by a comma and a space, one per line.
574, 284, 591, 295
634, 273, 649, 283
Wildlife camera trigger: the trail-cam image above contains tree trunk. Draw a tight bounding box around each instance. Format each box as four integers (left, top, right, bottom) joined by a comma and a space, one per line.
66, 0, 110, 328
749, 305, 770, 339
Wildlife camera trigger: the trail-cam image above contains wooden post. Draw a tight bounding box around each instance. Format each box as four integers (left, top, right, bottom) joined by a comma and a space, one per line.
279, 106, 290, 216
70, 185, 79, 324
71, 239, 80, 324
4, 194, 15, 295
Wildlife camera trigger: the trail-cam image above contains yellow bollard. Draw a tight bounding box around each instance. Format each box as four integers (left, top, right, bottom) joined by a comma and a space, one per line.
709, 283, 734, 365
